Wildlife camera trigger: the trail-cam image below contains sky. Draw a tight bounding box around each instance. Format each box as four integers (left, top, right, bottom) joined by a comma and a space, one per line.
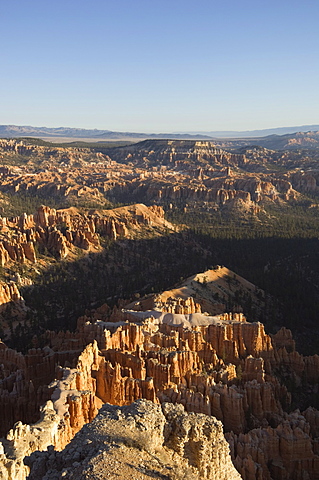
1, 0, 319, 133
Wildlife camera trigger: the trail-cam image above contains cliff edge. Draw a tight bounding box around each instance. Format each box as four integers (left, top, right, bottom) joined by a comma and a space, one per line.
26, 399, 242, 480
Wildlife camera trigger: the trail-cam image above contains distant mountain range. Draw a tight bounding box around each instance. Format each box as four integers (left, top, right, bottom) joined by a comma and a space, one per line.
0, 124, 319, 141
0, 125, 211, 141
186, 125, 319, 138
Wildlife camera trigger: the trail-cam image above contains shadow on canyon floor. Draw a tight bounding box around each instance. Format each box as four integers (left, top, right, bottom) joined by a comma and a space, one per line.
4, 231, 319, 356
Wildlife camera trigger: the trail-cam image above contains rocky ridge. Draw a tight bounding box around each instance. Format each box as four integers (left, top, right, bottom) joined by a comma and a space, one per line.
0, 269, 318, 479
26, 399, 242, 480
0, 203, 172, 264
0, 203, 173, 313
126, 266, 265, 317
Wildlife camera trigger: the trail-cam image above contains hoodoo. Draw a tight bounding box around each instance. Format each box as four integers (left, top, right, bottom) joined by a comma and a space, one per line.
0, 269, 319, 479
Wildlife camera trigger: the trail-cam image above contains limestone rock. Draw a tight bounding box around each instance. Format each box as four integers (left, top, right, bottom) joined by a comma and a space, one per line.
26, 400, 242, 480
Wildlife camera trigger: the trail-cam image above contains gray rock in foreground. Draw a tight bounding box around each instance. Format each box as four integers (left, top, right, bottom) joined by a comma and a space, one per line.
26, 399, 242, 480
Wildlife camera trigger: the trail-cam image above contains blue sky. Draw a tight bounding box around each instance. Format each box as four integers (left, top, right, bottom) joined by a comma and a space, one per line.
1, 0, 318, 132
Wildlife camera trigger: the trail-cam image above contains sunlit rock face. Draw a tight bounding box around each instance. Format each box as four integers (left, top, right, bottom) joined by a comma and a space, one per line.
0, 269, 319, 479
26, 400, 242, 480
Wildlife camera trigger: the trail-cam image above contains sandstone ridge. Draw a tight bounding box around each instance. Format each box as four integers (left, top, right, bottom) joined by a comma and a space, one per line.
0, 203, 173, 265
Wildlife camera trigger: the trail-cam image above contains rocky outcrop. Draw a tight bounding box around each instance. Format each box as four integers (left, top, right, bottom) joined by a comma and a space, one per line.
227, 410, 319, 480
92, 203, 173, 239
0, 236, 36, 265
218, 177, 298, 202
0, 340, 84, 438
0, 307, 318, 480
0, 342, 102, 480
143, 183, 253, 204
0, 262, 319, 480
26, 399, 242, 480
153, 295, 202, 314
271, 327, 296, 352
0, 281, 23, 309
0, 203, 174, 265
109, 139, 247, 168
288, 171, 319, 193
0, 313, 274, 479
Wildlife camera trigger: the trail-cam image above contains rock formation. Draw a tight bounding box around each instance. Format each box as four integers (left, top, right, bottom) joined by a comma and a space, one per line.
0, 203, 174, 266
0, 282, 23, 309
0, 266, 318, 480
0, 137, 309, 226
26, 400, 242, 480
0, 341, 102, 480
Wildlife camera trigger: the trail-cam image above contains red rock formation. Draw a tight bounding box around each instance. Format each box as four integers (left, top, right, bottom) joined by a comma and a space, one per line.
0, 289, 319, 480
272, 327, 296, 352
0, 281, 23, 308
0, 203, 175, 266
154, 295, 202, 314
227, 411, 319, 480
0, 341, 103, 479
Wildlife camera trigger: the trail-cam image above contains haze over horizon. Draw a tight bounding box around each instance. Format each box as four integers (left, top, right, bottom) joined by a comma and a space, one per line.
2, 123, 319, 140
2, 0, 318, 132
